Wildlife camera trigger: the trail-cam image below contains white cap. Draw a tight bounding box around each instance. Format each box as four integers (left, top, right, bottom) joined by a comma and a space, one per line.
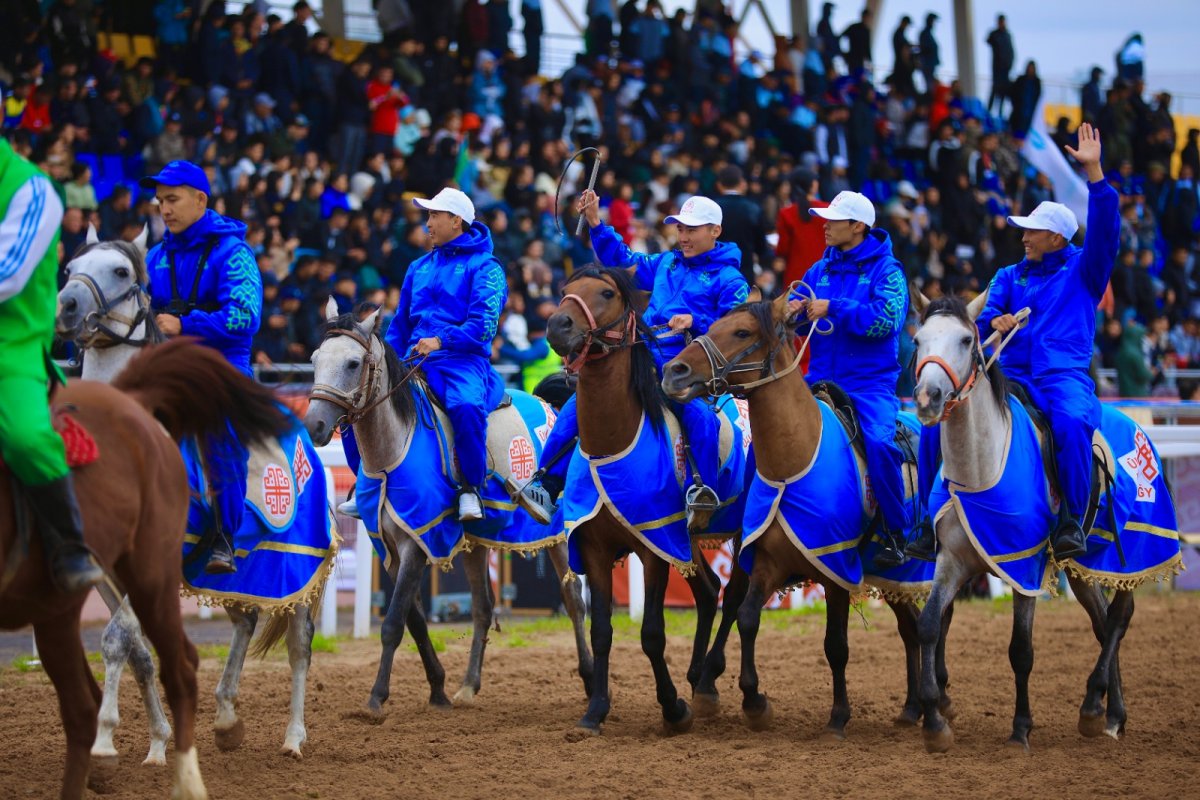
809, 190, 876, 227
413, 187, 475, 225
1007, 201, 1078, 240
665, 195, 723, 227
896, 180, 919, 200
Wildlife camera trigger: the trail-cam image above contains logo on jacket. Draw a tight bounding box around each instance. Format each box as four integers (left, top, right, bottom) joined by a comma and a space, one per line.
1120, 429, 1159, 503
817, 275, 830, 285
262, 463, 295, 525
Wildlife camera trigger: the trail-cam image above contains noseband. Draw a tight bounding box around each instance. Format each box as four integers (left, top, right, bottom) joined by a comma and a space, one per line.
309, 327, 426, 427
558, 288, 638, 374
66, 273, 158, 349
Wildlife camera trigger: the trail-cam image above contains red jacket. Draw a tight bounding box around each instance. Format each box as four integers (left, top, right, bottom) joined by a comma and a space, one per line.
775, 199, 829, 286
367, 80, 406, 136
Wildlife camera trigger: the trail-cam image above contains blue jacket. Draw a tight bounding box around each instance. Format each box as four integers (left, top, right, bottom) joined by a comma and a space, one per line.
803, 229, 907, 394
385, 221, 507, 362
590, 222, 749, 362
147, 209, 261, 377
979, 180, 1120, 385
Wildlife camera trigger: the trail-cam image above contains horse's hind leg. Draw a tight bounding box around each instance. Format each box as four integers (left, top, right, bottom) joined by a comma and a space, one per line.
213, 605, 258, 751
683, 541, 719, 691
1007, 593, 1037, 750
454, 546, 495, 706
695, 551, 747, 716
936, 599, 955, 720
404, 597, 451, 707
888, 600, 923, 726
35, 609, 101, 800
1070, 574, 1111, 736
1080, 585, 1134, 740
547, 541, 593, 698
281, 606, 314, 759
822, 585, 852, 740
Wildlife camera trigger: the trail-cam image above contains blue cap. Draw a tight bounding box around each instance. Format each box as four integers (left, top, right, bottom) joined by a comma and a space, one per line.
139, 160, 211, 195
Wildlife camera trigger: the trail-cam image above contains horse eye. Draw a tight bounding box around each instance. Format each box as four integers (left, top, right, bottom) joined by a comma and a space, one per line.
115, 267, 130, 279
912, 337, 920, 348
346, 359, 361, 371
960, 336, 973, 347
735, 329, 751, 339
601, 289, 616, 299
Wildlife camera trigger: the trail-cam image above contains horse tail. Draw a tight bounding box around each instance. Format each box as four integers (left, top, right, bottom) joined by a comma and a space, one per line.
113, 338, 292, 445
248, 572, 327, 659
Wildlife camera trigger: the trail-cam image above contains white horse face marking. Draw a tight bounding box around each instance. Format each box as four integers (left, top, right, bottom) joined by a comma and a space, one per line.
912, 314, 976, 425
56, 245, 141, 338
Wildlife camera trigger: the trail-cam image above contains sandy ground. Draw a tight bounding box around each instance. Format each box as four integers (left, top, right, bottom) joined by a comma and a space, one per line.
1, 591, 1198, 800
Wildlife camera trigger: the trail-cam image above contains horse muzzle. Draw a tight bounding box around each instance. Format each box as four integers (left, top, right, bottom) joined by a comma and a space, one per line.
547, 313, 584, 358
914, 381, 946, 426
660, 358, 706, 402
303, 401, 339, 447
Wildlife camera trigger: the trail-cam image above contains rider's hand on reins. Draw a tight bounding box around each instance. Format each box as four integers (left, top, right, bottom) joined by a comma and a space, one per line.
991, 314, 1021, 334
156, 313, 182, 336
667, 313, 693, 333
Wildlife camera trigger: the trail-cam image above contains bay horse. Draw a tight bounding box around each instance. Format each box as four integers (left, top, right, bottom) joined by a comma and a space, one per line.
661, 291, 952, 737
0, 339, 286, 799
304, 300, 592, 717
56, 228, 331, 761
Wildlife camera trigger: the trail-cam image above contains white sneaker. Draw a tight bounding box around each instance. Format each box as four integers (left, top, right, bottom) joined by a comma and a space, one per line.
337, 498, 360, 519
458, 491, 484, 521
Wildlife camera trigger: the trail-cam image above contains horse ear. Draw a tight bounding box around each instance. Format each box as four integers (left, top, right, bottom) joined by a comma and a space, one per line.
966, 287, 990, 321
360, 307, 381, 335
324, 296, 339, 322
771, 290, 792, 323
86, 223, 100, 245
909, 281, 931, 318
132, 225, 149, 257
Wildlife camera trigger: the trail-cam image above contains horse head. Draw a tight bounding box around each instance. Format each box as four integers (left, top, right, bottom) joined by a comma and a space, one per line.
56, 223, 153, 347
662, 292, 798, 401
305, 297, 387, 446
547, 266, 640, 371
911, 286, 991, 425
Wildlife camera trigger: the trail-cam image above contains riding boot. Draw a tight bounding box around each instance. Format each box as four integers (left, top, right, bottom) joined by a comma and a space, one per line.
458, 486, 484, 521
338, 485, 361, 519
506, 470, 563, 525
905, 518, 937, 562
25, 474, 104, 594
205, 521, 237, 575
872, 525, 908, 570
1050, 511, 1088, 561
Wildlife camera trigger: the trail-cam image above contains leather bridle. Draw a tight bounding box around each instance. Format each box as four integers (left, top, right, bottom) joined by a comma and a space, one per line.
557, 284, 639, 374
309, 325, 425, 426
65, 273, 159, 349
915, 307, 1030, 421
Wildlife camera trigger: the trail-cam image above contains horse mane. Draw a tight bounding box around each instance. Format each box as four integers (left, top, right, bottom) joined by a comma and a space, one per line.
563, 266, 666, 427
70, 240, 150, 287
922, 295, 1009, 414
731, 300, 783, 350
324, 311, 417, 426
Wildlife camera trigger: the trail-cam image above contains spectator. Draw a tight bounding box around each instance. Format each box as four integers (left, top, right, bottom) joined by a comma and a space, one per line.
714, 164, 769, 283
64, 162, 97, 211
918, 13, 940, 95
841, 8, 874, 77
522, 1, 544, 75
986, 15, 1015, 117
775, 169, 828, 287
98, 186, 137, 241
1008, 61, 1042, 138
367, 64, 407, 156
1080, 67, 1105, 124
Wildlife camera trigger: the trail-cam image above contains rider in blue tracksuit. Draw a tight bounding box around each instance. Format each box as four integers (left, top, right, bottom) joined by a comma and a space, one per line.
513, 193, 749, 532
142, 160, 262, 574
909, 123, 1118, 561
790, 190, 911, 568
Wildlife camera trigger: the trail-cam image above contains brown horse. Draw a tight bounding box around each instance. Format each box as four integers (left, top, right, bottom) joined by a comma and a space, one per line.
0, 339, 290, 799
662, 293, 953, 736
547, 266, 732, 736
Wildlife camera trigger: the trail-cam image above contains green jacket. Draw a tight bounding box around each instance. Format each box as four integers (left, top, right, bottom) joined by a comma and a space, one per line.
1115, 322, 1154, 398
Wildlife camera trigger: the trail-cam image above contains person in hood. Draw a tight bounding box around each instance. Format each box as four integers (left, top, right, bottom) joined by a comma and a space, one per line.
909, 123, 1118, 563
789, 190, 912, 568
512, 191, 750, 532
142, 160, 263, 575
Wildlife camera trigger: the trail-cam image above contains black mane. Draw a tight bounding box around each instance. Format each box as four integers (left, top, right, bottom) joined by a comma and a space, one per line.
922, 295, 1009, 414
325, 311, 417, 425
563, 266, 666, 427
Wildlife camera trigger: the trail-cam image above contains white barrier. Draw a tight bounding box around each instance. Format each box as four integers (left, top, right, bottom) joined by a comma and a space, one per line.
316, 444, 374, 639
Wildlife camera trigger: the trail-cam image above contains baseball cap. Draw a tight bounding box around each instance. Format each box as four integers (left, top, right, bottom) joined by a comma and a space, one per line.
1007, 201, 1078, 240
412, 187, 475, 225
809, 190, 876, 227
253, 92, 276, 108
139, 160, 212, 195
666, 196, 722, 227
896, 180, 919, 200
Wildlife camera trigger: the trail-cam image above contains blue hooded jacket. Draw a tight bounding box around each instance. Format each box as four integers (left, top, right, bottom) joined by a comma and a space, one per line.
802, 228, 907, 394
978, 180, 1120, 384
385, 221, 507, 361
590, 222, 749, 362
147, 208, 262, 377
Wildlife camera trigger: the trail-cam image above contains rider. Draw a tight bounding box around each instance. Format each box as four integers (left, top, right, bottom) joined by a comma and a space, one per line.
142, 160, 263, 574
908, 123, 1117, 562
790, 190, 912, 569
0, 136, 103, 592
512, 192, 750, 531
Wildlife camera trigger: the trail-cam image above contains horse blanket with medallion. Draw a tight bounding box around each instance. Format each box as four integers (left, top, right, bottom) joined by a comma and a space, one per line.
740, 401, 933, 601
355, 385, 561, 570
181, 410, 338, 611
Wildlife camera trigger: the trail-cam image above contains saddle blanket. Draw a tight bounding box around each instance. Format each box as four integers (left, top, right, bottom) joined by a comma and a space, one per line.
0, 407, 99, 472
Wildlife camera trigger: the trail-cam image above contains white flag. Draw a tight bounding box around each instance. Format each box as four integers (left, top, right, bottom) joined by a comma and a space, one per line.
1020, 97, 1090, 229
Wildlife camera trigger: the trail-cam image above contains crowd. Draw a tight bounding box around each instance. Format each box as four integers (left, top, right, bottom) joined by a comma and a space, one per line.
1, 0, 1197, 398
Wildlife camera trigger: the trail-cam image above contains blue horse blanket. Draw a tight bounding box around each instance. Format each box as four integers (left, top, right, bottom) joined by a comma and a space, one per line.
356, 385, 562, 570
559, 399, 747, 577
740, 401, 933, 601
182, 411, 337, 611
928, 399, 1181, 594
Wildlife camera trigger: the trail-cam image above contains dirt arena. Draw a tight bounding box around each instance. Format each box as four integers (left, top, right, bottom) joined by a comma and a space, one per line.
1, 591, 1198, 799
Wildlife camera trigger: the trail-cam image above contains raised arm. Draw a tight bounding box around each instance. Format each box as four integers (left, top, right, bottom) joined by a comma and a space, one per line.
1065, 124, 1120, 300
580, 189, 660, 291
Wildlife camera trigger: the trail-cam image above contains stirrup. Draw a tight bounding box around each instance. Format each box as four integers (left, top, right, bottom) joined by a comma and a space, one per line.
905, 520, 936, 562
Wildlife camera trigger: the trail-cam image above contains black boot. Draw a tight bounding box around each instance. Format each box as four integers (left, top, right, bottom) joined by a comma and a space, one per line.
1051, 514, 1088, 561
26, 475, 104, 594
205, 522, 237, 575
905, 519, 937, 562
872, 525, 908, 570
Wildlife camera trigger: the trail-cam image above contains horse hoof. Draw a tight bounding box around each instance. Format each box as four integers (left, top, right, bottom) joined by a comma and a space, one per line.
894, 707, 922, 727
923, 724, 954, 754
280, 744, 303, 761
213, 719, 245, 751
820, 725, 847, 742
1005, 735, 1031, 752
1078, 712, 1106, 739
346, 706, 387, 724
142, 751, 168, 767
939, 699, 957, 722
565, 724, 601, 742
1105, 721, 1124, 741
90, 752, 120, 773
663, 703, 694, 736
743, 698, 774, 732
693, 692, 720, 718
453, 686, 477, 707
429, 691, 453, 709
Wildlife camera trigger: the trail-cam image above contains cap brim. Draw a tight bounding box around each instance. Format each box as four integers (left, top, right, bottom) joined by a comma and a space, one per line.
1005, 215, 1052, 231
808, 207, 854, 221
664, 214, 716, 226
412, 197, 447, 213
138, 176, 161, 189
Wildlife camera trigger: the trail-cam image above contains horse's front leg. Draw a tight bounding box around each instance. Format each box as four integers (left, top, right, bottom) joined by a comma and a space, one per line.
280, 606, 314, 759
695, 549, 747, 717
1007, 593, 1037, 750
642, 552, 692, 734
683, 542, 719, 691
214, 605, 259, 751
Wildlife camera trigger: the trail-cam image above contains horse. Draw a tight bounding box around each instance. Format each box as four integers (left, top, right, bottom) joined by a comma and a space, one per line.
546, 266, 753, 736
661, 291, 952, 737
303, 299, 592, 716
56, 227, 335, 761
909, 289, 1182, 752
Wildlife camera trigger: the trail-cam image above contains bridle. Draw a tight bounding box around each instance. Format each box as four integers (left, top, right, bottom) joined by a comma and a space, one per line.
557, 279, 640, 374
65, 272, 160, 349
915, 307, 1030, 421
309, 325, 426, 426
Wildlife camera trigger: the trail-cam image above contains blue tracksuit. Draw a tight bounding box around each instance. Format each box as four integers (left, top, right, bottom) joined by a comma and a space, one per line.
801, 229, 912, 534
148, 208, 262, 538
919, 180, 1119, 519
384, 221, 507, 489
541, 224, 749, 488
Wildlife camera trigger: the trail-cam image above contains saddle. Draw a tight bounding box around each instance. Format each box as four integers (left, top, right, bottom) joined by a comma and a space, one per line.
810, 381, 919, 469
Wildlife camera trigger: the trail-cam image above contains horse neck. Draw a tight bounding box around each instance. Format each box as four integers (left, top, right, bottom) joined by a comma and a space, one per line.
350, 359, 411, 475
575, 349, 642, 457
939, 374, 1010, 489
746, 362, 821, 481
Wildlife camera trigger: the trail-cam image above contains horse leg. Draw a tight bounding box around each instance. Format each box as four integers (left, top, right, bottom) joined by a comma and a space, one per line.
936, 599, 956, 721
363, 535, 427, 719
1081, 587, 1135, 740
1007, 593, 1037, 750
918, 555, 971, 753
571, 539, 617, 735
213, 605, 258, 751
683, 542, 718, 691
641, 553, 692, 734
889, 599, 924, 726
404, 597, 451, 708
822, 585, 852, 740
35, 610, 100, 800
454, 546, 495, 706
1070, 574, 1111, 735
695, 551, 748, 717
546, 541, 594, 698
279, 606, 314, 759
98, 597, 171, 767
737, 568, 772, 730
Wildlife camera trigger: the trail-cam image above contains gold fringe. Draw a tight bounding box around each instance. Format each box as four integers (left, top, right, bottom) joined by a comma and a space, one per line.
561, 568, 579, 586
1058, 553, 1184, 592
866, 583, 931, 605
465, 532, 567, 558
694, 534, 735, 549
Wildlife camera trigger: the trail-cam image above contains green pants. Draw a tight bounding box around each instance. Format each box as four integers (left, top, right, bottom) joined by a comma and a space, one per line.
0, 341, 67, 485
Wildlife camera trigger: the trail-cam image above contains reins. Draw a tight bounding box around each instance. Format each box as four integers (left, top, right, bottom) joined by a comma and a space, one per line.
66, 273, 160, 349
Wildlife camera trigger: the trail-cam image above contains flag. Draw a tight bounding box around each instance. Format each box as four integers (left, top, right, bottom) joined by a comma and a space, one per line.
1020, 97, 1090, 229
